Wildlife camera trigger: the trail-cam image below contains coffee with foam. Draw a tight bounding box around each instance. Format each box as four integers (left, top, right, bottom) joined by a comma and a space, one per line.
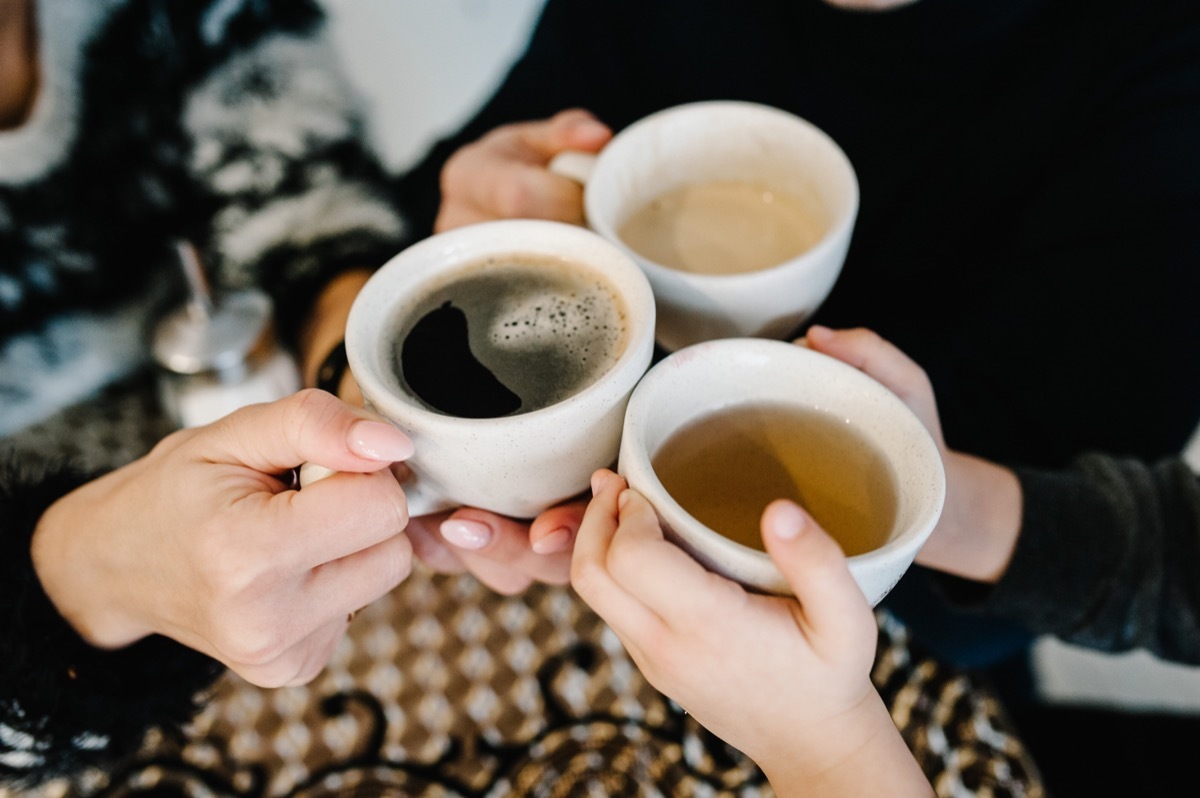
390, 254, 629, 418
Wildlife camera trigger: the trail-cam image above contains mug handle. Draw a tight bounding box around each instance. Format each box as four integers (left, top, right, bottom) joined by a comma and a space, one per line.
547, 150, 599, 185
297, 461, 453, 517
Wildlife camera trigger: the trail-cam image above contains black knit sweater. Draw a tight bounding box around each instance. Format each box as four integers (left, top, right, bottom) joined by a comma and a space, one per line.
392, 0, 1200, 663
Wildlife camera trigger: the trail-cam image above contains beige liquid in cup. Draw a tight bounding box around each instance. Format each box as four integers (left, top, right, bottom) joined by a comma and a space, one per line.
618, 180, 826, 275
650, 402, 897, 556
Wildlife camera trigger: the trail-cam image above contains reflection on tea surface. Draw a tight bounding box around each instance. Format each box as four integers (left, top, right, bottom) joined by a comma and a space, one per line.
651, 402, 897, 555
619, 180, 825, 275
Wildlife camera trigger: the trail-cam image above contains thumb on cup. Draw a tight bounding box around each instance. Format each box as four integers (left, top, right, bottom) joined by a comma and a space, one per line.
760, 500, 873, 630
200, 389, 413, 481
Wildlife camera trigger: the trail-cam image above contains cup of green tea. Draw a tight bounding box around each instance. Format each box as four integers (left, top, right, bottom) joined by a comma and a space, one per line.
617, 337, 944, 606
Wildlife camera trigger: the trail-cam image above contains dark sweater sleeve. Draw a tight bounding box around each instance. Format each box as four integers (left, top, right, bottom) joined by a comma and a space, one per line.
938, 454, 1200, 664
0, 455, 224, 790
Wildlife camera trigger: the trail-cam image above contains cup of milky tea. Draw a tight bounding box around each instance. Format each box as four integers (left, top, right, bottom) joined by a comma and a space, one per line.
618, 337, 944, 606
304, 219, 656, 519
550, 101, 858, 352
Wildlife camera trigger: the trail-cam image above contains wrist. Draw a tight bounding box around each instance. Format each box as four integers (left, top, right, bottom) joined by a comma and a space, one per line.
298, 268, 372, 386
759, 692, 933, 797
31, 480, 150, 649
916, 451, 1022, 582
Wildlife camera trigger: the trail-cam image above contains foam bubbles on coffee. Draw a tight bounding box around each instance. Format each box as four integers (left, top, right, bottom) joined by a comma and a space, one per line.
394, 255, 628, 418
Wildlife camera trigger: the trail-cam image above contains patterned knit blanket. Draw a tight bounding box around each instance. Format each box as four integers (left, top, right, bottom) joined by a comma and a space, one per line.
3, 374, 1046, 798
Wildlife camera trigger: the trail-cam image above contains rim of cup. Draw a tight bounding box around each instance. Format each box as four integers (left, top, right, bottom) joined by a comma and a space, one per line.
584, 100, 860, 287
345, 219, 657, 430
618, 337, 945, 596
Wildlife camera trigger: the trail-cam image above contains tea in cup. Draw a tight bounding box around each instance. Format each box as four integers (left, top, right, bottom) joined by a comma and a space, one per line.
550, 101, 859, 351
617, 337, 944, 606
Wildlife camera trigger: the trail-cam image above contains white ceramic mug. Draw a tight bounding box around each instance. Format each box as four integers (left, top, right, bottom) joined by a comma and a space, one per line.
305, 219, 656, 519
550, 101, 859, 352
618, 337, 944, 606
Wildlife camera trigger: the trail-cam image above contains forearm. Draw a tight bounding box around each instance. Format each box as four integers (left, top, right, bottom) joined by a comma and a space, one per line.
914, 450, 1022, 583
2, 456, 220, 789
297, 267, 373, 391
951, 455, 1200, 662
758, 692, 934, 797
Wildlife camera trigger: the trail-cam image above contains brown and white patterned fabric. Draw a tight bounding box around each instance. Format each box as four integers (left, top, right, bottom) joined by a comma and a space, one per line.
3, 375, 1047, 798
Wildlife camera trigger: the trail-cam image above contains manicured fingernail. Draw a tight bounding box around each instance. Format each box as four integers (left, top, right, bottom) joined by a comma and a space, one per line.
769, 501, 809, 541
348, 420, 413, 461
590, 471, 609, 495
440, 519, 492, 550
532, 527, 572, 555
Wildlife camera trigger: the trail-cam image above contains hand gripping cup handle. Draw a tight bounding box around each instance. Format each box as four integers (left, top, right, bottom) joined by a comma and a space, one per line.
300, 343, 447, 515
299, 219, 658, 521
296, 434, 452, 518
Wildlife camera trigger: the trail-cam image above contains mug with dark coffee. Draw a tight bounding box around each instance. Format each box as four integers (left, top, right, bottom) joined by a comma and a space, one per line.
618, 337, 944, 606
309, 219, 656, 519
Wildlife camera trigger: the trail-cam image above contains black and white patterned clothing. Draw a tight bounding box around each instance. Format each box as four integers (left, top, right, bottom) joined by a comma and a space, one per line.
0, 0, 408, 787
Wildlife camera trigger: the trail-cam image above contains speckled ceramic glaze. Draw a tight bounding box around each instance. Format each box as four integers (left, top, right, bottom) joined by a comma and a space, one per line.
619, 338, 945, 606
551, 101, 858, 352
347, 219, 656, 519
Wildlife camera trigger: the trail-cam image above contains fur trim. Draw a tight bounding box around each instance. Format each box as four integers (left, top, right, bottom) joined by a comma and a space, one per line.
0, 0, 124, 184
0, 454, 224, 789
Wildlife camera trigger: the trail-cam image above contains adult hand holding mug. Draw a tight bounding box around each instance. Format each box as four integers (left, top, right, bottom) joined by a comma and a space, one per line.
301, 220, 655, 561
434, 108, 614, 233
31, 390, 415, 688
437, 103, 858, 352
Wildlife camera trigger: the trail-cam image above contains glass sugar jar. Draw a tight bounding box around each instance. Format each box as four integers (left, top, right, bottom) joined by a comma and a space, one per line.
152, 242, 300, 428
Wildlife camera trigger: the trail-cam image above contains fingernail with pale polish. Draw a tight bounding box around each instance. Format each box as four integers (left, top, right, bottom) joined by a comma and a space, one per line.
532, 527, 572, 555
441, 519, 492, 550
348, 420, 414, 462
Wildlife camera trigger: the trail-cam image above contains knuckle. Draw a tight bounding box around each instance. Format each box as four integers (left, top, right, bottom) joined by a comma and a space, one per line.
439, 146, 475, 194
603, 537, 642, 579
146, 427, 193, 458
386, 483, 411, 533
637, 636, 682, 677
214, 622, 289, 670
381, 534, 415, 588
488, 573, 533, 596
688, 572, 747, 627
805, 534, 850, 575
492, 177, 540, 218
194, 537, 259, 596
278, 388, 342, 454
569, 557, 603, 597
235, 657, 301, 690
286, 387, 334, 426
551, 107, 588, 126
